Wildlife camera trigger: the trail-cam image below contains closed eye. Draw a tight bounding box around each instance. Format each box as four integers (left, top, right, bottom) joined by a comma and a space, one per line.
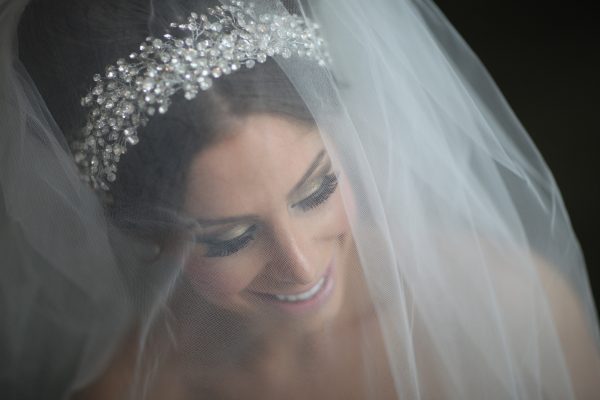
197, 225, 258, 258
292, 172, 339, 212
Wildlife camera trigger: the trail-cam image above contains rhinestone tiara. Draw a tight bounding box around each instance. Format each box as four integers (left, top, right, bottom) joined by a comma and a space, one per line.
70, 1, 329, 193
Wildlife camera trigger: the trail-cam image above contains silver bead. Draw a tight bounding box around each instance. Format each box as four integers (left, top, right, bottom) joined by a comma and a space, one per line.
71, 1, 330, 193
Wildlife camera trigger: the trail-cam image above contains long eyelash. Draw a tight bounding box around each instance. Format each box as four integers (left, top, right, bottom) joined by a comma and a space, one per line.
294, 173, 339, 212
202, 226, 257, 258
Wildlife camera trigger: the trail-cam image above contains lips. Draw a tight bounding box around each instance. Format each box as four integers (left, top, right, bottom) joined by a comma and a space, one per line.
251, 257, 336, 315
274, 274, 327, 302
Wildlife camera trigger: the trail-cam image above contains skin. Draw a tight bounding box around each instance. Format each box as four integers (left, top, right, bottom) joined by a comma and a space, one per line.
154, 113, 392, 398
180, 113, 356, 335
73, 113, 600, 399
73, 113, 393, 400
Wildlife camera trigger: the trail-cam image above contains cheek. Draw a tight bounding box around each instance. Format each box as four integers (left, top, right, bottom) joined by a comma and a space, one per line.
183, 251, 261, 302
339, 173, 358, 223
315, 189, 352, 239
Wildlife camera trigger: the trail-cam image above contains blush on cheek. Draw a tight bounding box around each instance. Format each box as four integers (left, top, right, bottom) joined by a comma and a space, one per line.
334, 192, 352, 232
184, 254, 257, 301
339, 173, 358, 223
317, 190, 352, 240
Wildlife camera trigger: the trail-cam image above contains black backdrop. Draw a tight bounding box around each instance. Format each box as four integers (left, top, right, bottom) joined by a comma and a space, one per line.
434, 0, 600, 309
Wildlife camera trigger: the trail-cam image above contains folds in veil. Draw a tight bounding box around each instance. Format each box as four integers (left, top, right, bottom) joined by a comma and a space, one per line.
2, 0, 599, 399
0, 1, 131, 397
286, 0, 600, 397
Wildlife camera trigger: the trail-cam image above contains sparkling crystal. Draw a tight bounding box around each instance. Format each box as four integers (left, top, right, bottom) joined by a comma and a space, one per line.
82, 95, 93, 106
281, 48, 292, 58
199, 78, 213, 90
72, 4, 329, 193
122, 102, 135, 115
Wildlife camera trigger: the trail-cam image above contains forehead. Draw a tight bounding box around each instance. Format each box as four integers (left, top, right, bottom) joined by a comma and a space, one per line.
183, 114, 323, 217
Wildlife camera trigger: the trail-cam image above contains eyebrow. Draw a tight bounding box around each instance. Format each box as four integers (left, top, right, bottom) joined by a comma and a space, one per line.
287, 149, 327, 199
194, 148, 327, 227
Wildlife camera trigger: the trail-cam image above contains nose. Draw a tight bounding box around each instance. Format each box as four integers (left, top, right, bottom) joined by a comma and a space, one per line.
263, 218, 318, 285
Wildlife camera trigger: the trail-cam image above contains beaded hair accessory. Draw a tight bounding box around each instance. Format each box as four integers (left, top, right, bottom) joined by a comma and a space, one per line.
70, 1, 329, 193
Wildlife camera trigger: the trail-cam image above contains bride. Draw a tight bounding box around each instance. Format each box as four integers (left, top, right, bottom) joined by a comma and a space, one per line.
2, 0, 600, 398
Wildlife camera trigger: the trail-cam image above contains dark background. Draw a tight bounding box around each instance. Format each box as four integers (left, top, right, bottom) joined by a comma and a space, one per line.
434, 1, 600, 308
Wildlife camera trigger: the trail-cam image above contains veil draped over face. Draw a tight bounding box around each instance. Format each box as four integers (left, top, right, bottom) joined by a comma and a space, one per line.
2, 0, 600, 399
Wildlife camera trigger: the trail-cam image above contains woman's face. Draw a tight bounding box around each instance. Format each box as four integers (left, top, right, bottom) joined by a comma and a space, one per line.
182, 114, 353, 330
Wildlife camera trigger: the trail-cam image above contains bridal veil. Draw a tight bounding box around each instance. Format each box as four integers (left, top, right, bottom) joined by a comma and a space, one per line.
1, 0, 599, 398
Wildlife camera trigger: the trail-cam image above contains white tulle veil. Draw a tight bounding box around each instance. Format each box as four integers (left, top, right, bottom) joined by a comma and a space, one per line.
1, 0, 599, 399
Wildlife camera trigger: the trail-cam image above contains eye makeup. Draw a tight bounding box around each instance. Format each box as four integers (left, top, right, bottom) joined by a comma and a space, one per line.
191, 150, 340, 258
291, 172, 338, 212
196, 170, 339, 258
199, 224, 259, 258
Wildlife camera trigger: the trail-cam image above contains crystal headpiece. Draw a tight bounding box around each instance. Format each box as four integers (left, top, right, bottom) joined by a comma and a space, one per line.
70, 1, 329, 193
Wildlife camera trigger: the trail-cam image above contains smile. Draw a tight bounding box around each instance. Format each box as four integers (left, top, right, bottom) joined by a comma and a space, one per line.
274, 275, 327, 302
253, 257, 336, 315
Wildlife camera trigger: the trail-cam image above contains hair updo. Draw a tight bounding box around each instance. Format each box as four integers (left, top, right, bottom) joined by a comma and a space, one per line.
18, 0, 323, 245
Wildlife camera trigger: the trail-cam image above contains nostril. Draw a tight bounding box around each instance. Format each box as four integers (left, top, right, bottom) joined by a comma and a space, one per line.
262, 260, 316, 285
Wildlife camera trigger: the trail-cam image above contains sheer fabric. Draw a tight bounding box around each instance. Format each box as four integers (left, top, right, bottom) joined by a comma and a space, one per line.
1, 0, 599, 399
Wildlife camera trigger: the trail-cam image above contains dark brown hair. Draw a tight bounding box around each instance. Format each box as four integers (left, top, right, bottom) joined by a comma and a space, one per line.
18, 0, 325, 244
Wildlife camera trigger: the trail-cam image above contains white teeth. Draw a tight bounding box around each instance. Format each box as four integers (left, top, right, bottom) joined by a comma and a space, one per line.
275, 276, 326, 302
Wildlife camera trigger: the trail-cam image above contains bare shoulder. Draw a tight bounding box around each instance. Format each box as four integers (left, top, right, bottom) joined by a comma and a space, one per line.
421, 232, 600, 398
481, 241, 600, 399
531, 253, 600, 399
